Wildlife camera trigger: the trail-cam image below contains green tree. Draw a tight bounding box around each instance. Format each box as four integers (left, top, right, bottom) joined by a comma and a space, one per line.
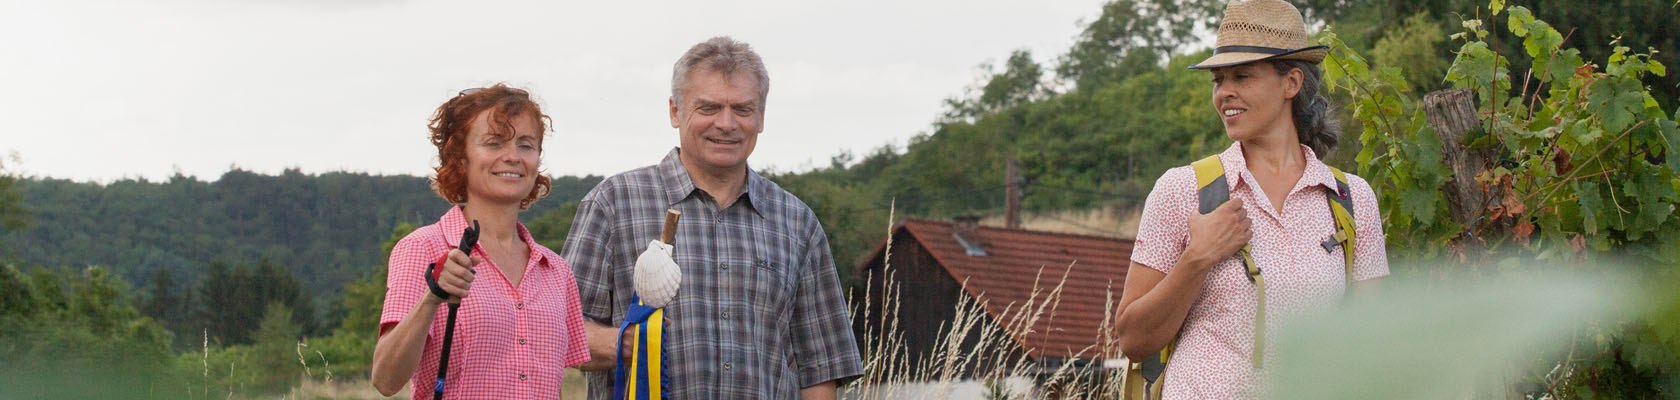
251, 302, 304, 394
0, 157, 25, 236
140, 268, 195, 350
195, 259, 315, 345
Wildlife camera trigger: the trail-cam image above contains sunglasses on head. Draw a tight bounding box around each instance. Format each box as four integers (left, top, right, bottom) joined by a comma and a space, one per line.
457, 86, 529, 98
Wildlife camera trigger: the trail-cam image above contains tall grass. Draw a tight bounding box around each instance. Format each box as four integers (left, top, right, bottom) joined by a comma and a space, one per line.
843, 201, 1127, 399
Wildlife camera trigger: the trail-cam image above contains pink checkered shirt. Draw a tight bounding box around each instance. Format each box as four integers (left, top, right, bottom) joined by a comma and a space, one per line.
1130, 143, 1389, 399
380, 206, 591, 400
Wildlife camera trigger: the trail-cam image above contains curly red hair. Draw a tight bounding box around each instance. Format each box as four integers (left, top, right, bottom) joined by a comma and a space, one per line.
427, 83, 552, 209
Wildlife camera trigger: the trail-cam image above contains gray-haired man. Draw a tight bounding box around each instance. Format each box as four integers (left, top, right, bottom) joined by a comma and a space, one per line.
563, 36, 862, 399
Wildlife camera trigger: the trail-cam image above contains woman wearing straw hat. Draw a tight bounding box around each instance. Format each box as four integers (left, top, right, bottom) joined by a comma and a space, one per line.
1117, 0, 1389, 398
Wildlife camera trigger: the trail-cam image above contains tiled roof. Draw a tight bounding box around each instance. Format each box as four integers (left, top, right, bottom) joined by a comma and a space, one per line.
869, 218, 1134, 360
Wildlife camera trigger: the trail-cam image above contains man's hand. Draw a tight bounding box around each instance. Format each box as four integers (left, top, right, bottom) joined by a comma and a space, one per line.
577, 320, 633, 371
1184, 199, 1251, 271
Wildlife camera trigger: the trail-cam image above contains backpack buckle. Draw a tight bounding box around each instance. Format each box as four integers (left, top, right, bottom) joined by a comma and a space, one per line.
1321, 231, 1348, 253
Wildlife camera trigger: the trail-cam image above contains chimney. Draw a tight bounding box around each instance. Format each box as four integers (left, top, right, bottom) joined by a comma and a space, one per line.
1005, 158, 1022, 229
952, 215, 988, 256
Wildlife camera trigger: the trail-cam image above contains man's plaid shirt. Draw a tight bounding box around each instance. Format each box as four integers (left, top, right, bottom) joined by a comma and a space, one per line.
562, 148, 863, 399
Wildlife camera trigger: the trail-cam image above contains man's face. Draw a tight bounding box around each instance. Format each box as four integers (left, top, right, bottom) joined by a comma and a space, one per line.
670, 68, 764, 176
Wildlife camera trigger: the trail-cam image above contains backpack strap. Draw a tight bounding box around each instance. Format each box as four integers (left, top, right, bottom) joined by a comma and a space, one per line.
1190, 155, 1266, 369
1326, 167, 1358, 287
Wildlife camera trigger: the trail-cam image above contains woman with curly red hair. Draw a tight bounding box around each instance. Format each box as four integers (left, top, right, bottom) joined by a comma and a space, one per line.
372, 84, 589, 399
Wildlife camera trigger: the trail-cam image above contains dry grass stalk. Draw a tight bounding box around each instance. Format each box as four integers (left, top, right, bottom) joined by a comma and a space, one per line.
844, 203, 1127, 399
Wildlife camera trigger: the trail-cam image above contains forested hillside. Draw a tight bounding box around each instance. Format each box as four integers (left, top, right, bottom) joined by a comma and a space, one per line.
0, 169, 599, 294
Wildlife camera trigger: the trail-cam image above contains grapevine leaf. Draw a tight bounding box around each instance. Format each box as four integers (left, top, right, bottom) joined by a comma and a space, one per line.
1623, 167, 1678, 239
1576, 181, 1603, 235
1506, 6, 1534, 37
1546, 49, 1584, 84
1522, 21, 1563, 60
1448, 42, 1501, 90
1513, 220, 1535, 244
1401, 188, 1439, 227
1587, 77, 1646, 134
1569, 119, 1602, 146
1661, 119, 1680, 171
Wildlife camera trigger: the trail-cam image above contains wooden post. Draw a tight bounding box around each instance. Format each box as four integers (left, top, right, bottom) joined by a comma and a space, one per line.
1425, 88, 1492, 227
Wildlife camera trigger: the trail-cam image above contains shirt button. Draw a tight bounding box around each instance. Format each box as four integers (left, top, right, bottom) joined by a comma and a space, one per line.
515, 302, 524, 309
719, 262, 727, 270
519, 338, 526, 345
519, 373, 527, 380
722, 312, 731, 320
723, 362, 732, 371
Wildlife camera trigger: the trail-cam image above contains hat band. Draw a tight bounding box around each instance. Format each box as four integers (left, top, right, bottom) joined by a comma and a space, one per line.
1215, 45, 1291, 55
1214, 44, 1328, 55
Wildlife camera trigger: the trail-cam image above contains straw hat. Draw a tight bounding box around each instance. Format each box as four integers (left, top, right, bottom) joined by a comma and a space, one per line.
1188, 0, 1327, 70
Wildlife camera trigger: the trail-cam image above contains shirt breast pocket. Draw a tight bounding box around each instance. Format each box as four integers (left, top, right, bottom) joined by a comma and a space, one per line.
747, 254, 795, 314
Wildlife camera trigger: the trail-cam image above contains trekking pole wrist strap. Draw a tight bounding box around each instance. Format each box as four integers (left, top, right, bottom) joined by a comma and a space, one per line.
425, 253, 451, 301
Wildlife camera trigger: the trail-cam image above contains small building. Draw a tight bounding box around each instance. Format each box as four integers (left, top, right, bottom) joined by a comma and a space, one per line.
852, 216, 1135, 382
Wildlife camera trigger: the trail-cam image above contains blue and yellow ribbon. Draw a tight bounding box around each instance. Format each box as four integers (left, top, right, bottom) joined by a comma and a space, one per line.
614, 294, 665, 400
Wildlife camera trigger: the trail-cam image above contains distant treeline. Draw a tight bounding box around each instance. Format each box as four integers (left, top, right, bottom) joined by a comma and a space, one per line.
0, 169, 600, 297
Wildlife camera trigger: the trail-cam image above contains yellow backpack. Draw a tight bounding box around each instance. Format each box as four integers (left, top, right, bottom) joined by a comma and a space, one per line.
1121, 154, 1357, 400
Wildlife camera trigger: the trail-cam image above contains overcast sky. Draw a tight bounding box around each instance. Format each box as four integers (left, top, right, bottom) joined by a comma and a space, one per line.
1, 0, 1107, 183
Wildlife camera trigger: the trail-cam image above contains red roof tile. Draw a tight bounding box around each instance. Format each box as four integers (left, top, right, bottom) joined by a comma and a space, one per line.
871, 218, 1134, 360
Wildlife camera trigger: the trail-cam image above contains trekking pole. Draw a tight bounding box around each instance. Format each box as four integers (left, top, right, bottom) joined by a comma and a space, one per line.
429, 220, 479, 398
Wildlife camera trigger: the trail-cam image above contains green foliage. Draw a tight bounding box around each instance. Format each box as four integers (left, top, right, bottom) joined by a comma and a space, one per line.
1370, 13, 1454, 92
1323, 29, 1456, 256
0, 265, 181, 399
945, 50, 1045, 121
527, 201, 580, 247
1332, 2, 1680, 396
250, 303, 304, 394
311, 222, 418, 379
196, 259, 315, 346
0, 157, 26, 237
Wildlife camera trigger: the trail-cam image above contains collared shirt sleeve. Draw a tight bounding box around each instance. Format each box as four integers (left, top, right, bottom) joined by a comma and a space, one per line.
1345, 174, 1391, 281
380, 229, 436, 334
1131, 166, 1197, 274
562, 196, 617, 323
790, 218, 864, 387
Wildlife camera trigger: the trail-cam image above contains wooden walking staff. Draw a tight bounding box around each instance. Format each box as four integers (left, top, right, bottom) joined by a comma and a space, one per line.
661, 209, 680, 245
615, 209, 681, 400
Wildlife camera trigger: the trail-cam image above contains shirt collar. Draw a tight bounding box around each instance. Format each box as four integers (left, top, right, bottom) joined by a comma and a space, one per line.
435, 205, 552, 268
1219, 142, 1343, 197
657, 147, 767, 218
